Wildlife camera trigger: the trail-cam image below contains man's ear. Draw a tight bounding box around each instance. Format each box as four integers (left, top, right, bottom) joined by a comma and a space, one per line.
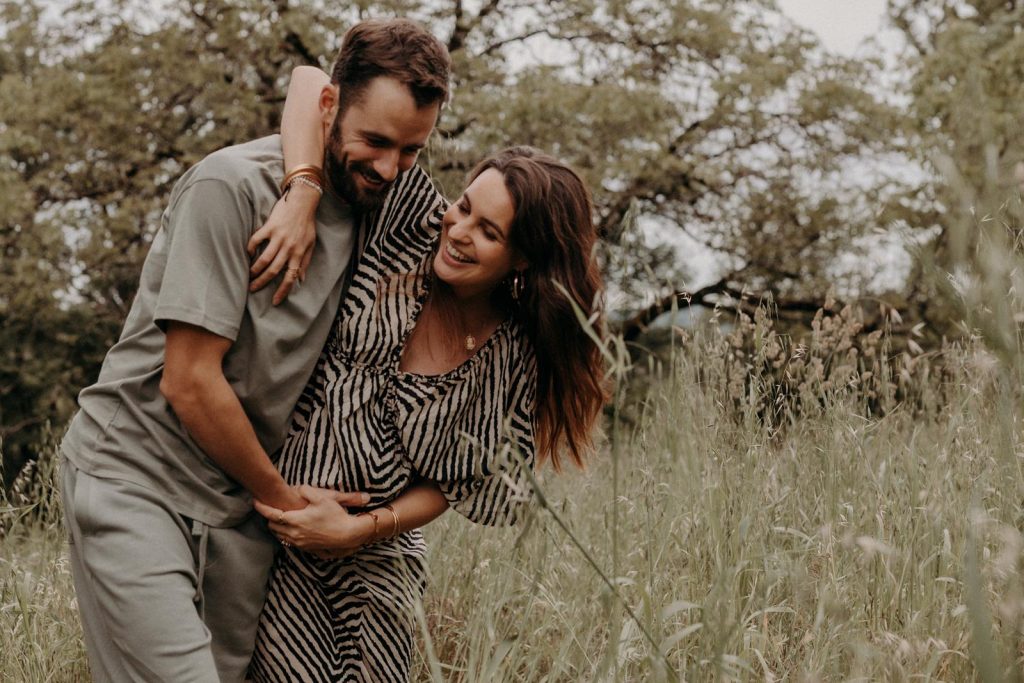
319, 83, 339, 125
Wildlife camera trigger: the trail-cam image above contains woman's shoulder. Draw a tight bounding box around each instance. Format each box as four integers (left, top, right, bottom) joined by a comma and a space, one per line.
467, 316, 537, 395
504, 316, 536, 368
363, 164, 447, 240
352, 165, 445, 278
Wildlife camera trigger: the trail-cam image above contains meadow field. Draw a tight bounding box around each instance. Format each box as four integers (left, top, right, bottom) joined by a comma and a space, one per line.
5, 1, 1024, 680
3, 318, 1024, 681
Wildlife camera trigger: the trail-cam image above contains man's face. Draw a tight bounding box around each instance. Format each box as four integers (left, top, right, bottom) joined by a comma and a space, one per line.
324, 77, 439, 210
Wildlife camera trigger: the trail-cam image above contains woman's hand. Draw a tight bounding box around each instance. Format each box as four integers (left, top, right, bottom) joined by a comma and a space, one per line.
254, 485, 373, 556
247, 183, 322, 305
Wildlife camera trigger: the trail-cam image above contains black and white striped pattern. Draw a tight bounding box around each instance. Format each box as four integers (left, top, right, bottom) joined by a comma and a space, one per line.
251, 165, 536, 683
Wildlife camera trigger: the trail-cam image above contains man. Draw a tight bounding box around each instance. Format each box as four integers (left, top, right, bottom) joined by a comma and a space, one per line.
59, 19, 450, 682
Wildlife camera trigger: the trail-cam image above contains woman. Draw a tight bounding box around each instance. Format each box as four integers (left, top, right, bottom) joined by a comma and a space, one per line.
247, 67, 607, 682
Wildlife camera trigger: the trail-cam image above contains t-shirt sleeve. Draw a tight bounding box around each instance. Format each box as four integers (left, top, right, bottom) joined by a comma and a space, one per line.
438, 352, 538, 527
152, 178, 253, 341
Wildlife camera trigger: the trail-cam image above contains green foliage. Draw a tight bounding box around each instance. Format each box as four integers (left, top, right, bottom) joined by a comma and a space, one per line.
0, 0, 348, 482
888, 0, 1024, 339
0, 0, 917, 483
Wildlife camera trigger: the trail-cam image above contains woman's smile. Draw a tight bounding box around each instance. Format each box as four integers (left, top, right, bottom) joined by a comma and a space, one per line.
433, 168, 525, 298
443, 240, 474, 264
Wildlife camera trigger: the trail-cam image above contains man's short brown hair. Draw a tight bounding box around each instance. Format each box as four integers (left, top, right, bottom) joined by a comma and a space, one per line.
330, 18, 451, 114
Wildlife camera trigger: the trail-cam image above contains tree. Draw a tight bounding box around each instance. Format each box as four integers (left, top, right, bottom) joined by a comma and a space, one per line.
0, 0, 348, 485
885, 0, 1024, 341
0, 0, 909, 483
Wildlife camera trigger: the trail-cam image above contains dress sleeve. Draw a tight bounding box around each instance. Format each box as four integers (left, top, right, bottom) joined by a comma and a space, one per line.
437, 347, 538, 526
357, 164, 446, 263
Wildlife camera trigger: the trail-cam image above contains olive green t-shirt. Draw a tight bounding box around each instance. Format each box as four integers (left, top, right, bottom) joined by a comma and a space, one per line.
61, 135, 354, 527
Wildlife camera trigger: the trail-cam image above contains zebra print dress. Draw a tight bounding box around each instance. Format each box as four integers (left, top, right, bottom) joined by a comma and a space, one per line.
250, 166, 537, 683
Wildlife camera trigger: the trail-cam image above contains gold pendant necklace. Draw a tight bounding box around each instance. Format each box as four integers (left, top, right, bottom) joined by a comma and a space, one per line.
465, 334, 476, 351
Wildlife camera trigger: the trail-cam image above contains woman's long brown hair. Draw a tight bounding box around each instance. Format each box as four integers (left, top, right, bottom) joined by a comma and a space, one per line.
469, 147, 608, 470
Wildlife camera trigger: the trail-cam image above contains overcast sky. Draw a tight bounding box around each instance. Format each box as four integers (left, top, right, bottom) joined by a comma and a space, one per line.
776, 0, 889, 56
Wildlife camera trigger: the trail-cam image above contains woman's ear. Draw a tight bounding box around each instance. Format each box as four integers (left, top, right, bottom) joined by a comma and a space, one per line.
513, 250, 529, 273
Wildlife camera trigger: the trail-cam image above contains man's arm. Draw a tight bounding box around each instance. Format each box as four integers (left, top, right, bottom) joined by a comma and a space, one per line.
160, 321, 306, 512
254, 480, 450, 556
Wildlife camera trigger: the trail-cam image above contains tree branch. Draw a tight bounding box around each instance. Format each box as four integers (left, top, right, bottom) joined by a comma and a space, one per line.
617, 278, 834, 341
480, 28, 548, 56
449, 0, 502, 54
0, 416, 42, 439
437, 117, 476, 140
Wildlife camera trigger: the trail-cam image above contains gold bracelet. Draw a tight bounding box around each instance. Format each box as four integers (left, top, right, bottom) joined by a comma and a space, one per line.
281, 164, 324, 192
282, 164, 324, 187
283, 170, 322, 191
358, 510, 380, 542
384, 504, 400, 538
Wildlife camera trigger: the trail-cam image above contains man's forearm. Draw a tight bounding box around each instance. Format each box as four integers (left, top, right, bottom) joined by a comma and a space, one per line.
163, 372, 303, 511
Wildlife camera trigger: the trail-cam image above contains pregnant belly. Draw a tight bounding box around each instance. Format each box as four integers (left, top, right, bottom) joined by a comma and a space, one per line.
278, 397, 412, 506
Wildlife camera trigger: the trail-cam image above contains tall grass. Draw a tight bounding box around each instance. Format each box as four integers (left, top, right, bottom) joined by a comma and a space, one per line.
4, 331, 1024, 681
413, 329, 1024, 681
1, 431, 89, 681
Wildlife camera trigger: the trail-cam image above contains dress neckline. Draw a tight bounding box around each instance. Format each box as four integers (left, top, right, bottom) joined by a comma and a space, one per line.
393, 247, 513, 383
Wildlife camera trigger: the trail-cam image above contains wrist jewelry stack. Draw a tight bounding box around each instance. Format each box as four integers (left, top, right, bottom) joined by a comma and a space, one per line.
359, 509, 381, 541
357, 505, 401, 544
384, 504, 400, 538
281, 164, 324, 197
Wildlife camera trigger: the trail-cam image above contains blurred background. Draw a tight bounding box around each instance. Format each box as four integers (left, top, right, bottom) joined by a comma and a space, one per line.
1, 0, 1021, 488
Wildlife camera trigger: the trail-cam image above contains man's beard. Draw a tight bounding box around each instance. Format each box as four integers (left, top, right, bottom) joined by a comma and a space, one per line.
324, 116, 394, 212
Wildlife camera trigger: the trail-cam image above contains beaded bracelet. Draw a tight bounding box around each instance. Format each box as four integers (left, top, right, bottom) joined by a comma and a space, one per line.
280, 164, 323, 192
286, 175, 323, 196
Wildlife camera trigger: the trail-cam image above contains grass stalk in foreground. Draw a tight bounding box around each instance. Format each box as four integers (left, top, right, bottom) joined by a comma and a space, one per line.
4, 329, 1024, 680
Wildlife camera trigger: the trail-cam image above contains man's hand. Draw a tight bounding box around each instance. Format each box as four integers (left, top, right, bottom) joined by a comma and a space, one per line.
259, 484, 309, 513
255, 486, 373, 555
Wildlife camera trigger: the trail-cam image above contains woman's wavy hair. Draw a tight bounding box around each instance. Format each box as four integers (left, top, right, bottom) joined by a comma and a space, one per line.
470, 147, 609, 470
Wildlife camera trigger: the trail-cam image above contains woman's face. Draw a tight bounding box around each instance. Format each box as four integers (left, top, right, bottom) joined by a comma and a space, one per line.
434, 168, 526, 298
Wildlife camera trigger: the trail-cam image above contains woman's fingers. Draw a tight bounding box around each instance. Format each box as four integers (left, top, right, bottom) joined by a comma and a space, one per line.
271, 262, 302, 306
332, 491, 371, 507
248, 235, 280, 278
299, 245, 314, 281
250, 248, 290, 292
297, 485, 370, 508
266, 489, 370, 554
267, 519, 305, 549
248, 177, 319, 301
296, 484, 334, 503
246, 223, 272, 259
253, 498, 283, 521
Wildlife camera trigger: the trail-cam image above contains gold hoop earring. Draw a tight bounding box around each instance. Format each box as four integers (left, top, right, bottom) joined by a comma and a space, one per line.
510, 272, 524, 302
